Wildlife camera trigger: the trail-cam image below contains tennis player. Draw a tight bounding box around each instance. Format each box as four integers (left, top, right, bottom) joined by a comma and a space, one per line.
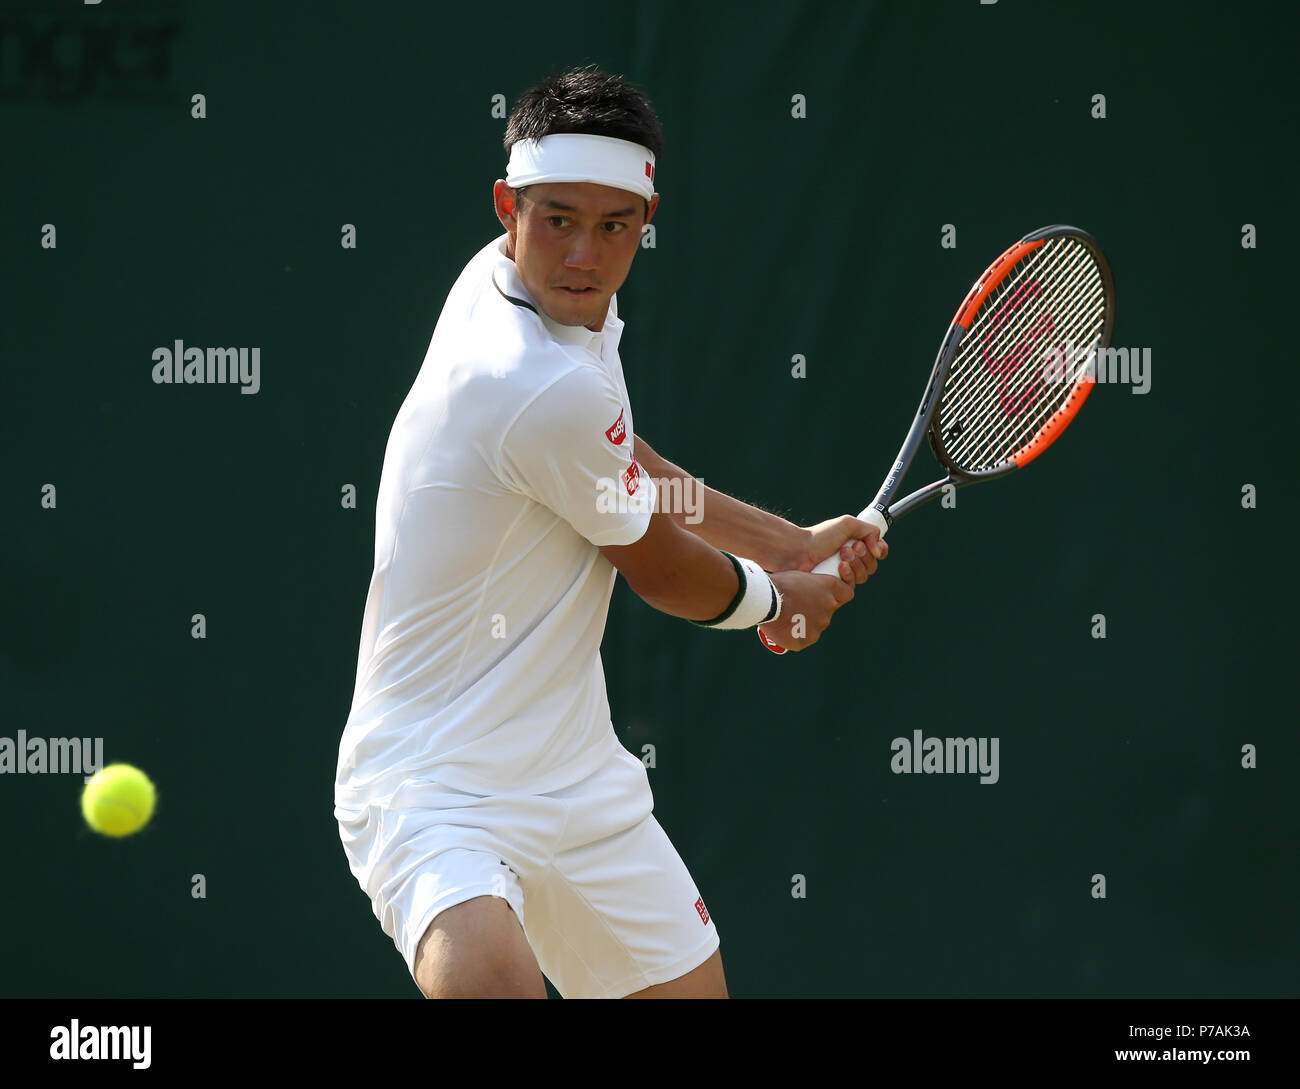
334, 66, 887, 999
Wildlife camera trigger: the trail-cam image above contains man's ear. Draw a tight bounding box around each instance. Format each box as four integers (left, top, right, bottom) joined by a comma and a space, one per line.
493, 179, 518, 230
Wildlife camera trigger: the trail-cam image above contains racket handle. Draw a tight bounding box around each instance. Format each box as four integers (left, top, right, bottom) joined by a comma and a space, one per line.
760, 506, 891, 654
808, 507, 890, 575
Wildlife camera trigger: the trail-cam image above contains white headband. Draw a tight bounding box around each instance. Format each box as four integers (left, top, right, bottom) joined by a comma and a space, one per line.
505, 133, 656, 201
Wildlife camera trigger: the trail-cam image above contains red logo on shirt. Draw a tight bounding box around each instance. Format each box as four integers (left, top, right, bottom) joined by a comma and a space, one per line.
605, 409, 626, 445
622, 459, 641, 495
694, 897, 710, 925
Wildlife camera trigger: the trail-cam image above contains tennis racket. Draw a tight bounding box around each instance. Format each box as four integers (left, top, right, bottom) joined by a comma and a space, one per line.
760, 224, 1116, 654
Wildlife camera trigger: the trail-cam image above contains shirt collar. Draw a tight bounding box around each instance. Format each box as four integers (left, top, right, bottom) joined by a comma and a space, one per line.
492, 234, 621, 354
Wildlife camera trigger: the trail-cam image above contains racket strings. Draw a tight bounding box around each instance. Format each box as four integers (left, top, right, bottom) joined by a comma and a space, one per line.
962, 241, 1095, 390
960, 266, 1105, 467
950, 242, 1094, 416
961, 276, 1105, 467
941, 247, 1079, 466
940, 238, 1106, 470
949, 253, 1104, 466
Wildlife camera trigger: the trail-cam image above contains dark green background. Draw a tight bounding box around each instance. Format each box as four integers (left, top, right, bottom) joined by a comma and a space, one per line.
2, 0, 1295, 998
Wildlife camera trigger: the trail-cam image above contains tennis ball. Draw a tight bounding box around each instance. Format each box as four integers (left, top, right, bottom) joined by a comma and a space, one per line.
81, 763, 156, 837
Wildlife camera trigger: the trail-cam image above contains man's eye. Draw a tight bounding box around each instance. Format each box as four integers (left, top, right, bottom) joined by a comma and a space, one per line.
545, 217, 625, 232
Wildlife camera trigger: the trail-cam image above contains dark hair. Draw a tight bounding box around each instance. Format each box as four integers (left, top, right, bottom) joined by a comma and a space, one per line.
504, 64, 663, 220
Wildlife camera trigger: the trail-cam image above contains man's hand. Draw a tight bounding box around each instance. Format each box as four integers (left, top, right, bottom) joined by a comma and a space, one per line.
757, 570, 856, 652
790, 515, 889, 583
756, 515, 891, 652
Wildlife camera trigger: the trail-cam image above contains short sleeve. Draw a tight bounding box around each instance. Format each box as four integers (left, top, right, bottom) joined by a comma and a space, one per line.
499, 365, 657, 547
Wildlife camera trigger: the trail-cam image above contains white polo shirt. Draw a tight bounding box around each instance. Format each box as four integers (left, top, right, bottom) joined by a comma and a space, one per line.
334, 233, 656, 810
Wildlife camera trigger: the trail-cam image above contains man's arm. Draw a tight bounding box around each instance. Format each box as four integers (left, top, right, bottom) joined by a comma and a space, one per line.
599, 510, 856, 650
600, 509, 739, 621
634, 433, 886, 578
633, 434, 805, 569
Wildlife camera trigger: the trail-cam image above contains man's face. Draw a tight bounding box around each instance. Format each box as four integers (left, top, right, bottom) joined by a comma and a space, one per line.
494, 180, 659, 332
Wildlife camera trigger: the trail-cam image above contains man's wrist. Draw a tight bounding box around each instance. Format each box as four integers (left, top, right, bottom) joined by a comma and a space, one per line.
690, 553, 781, 630
768, 521, 813, 572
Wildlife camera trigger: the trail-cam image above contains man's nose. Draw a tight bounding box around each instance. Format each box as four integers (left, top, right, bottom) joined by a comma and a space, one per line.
564, 229, 599, 269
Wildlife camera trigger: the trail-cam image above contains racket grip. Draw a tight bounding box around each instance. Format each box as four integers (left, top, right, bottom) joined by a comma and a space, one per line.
808, 507, 890, 575
759, 506, 891, 654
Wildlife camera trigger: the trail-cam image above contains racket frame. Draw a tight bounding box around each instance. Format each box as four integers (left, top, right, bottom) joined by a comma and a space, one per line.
867, 224, 1115, 531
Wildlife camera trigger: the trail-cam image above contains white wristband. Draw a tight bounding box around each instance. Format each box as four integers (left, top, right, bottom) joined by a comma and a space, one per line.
691, 553, 782, 630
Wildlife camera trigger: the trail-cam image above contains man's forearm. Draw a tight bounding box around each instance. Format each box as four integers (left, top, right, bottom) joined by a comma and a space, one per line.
634, 434, 807, 572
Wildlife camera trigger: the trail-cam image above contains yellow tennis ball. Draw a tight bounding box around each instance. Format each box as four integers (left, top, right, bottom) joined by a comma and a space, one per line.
81, 763, 157, 837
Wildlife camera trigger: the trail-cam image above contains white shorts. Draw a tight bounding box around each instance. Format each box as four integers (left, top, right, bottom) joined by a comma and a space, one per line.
336, 743, 720, 999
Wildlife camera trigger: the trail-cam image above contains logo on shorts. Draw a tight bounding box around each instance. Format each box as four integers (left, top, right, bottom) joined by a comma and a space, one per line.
622, 458, 641, 496
605, 409, 626, 445
694, 897, 710, 925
